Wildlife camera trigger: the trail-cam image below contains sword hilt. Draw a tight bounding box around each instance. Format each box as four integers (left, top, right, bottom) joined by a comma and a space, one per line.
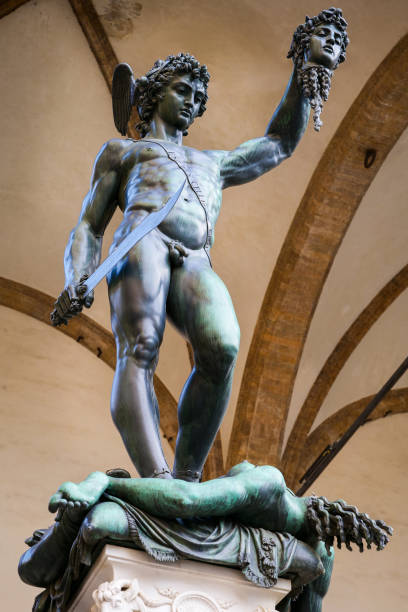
50, 276, 90, 326
50, 297, 82, 327
50, 308, 63, 326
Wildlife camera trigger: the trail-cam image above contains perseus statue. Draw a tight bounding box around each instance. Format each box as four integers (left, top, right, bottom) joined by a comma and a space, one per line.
52, 8, 349, 482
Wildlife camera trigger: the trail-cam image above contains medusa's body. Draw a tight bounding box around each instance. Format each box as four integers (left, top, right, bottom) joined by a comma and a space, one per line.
20, 463, 329, 611
20, 462, 391, 611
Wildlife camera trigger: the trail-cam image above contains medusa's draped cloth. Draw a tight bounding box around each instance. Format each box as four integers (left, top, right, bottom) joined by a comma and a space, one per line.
32, 494, 297, 611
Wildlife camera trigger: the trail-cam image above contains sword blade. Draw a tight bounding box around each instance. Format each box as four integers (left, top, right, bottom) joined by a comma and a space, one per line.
82, 179, 186, 296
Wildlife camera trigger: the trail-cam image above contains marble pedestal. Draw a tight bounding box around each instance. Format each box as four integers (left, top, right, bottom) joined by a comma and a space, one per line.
68, 544, 291, 612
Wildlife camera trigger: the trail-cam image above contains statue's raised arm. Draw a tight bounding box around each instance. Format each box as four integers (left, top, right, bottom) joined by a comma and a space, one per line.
216, 7, 349, 189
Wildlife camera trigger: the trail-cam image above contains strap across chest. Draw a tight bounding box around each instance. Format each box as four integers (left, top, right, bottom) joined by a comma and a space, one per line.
141, 139, 213, 266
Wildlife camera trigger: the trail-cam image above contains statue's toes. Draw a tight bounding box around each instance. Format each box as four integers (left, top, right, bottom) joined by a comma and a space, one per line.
48, 491, 64, 513
65, 499, 90, 522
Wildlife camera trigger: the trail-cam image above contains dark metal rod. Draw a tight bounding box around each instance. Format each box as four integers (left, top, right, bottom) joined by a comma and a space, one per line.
296, 354, 408, 496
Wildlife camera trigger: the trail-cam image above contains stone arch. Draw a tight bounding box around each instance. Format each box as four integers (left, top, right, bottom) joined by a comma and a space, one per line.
227, 34, 408, 470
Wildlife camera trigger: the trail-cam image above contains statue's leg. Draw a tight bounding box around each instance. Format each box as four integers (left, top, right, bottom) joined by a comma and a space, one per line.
167, 252, 240, 479
18, 504, 91, 587
19, 502, 130, 588
108, 231, 171, 478
286, 541, 334, 612
80, 501, 129, 546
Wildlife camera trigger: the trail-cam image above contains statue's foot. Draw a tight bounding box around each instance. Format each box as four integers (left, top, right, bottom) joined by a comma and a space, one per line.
172, 468, 202, 482
49, 471, 109, 515
57, 498, 90, 525
151, 467, 173, 479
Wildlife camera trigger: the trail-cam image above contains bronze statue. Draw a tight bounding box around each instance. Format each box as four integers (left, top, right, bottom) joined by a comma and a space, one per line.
19, 13, 393, 612
52, 9, 348, 482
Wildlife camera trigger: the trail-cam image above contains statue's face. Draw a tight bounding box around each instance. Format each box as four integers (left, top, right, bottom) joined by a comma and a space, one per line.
156, 73, 206, 131
307, 23, 343, 69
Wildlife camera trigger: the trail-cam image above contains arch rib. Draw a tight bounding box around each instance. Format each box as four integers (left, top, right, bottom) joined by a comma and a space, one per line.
68, 0, 140, 139
297, 388, 408, 491
0, 0, 30, 20
282, 264, 408, 486
227, 34, 408, 470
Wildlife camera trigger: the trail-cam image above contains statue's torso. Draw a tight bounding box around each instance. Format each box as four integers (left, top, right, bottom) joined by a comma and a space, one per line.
113, 139, 222, 251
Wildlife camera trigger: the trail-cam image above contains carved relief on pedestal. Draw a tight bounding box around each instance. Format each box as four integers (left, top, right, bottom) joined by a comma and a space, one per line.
91, 579, 240, 611
91, 578, 144, 611
169, 590, 222, 611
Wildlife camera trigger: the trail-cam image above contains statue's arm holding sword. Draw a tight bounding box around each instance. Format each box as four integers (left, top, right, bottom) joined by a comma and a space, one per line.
51, 141, 123, 325
51, 140, 186, 327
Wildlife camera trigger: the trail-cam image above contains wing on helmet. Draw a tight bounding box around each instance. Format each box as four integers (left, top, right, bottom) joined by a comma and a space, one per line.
112, 63, 136, 136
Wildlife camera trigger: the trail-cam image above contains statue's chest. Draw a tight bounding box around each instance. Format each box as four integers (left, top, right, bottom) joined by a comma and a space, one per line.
139, 141, 217, 184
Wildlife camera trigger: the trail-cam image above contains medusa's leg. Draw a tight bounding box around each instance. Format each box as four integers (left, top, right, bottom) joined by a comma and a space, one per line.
19, 502, 130, 589
285, 541, 334, 612
80, 501, 129, 546
19, 503, 89, 587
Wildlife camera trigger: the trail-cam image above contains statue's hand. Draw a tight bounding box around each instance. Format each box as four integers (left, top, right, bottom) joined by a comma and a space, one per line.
50, 274, 94, 326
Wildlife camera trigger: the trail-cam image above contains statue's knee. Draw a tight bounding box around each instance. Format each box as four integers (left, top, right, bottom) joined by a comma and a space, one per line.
307, 557, 329, 599
289, 542, 326, 592
129, 333, 160, 367
18, 552, 39, 586
80, 512, 108, 546
18, 549, 54, 588
198, 339, 239, 384
306, 544, 333, 598
81, 503, 128, 545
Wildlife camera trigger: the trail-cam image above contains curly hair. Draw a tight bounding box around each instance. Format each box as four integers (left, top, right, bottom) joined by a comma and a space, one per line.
133, 52, 210, 137
287, 7, 349, 131
306, 495, 393, 554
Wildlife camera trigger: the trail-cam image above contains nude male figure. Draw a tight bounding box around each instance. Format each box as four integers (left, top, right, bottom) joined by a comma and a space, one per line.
53, 10, 348, 482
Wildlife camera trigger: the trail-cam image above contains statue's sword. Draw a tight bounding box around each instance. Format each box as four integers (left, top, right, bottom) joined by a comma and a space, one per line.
51, 179, 186, 325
